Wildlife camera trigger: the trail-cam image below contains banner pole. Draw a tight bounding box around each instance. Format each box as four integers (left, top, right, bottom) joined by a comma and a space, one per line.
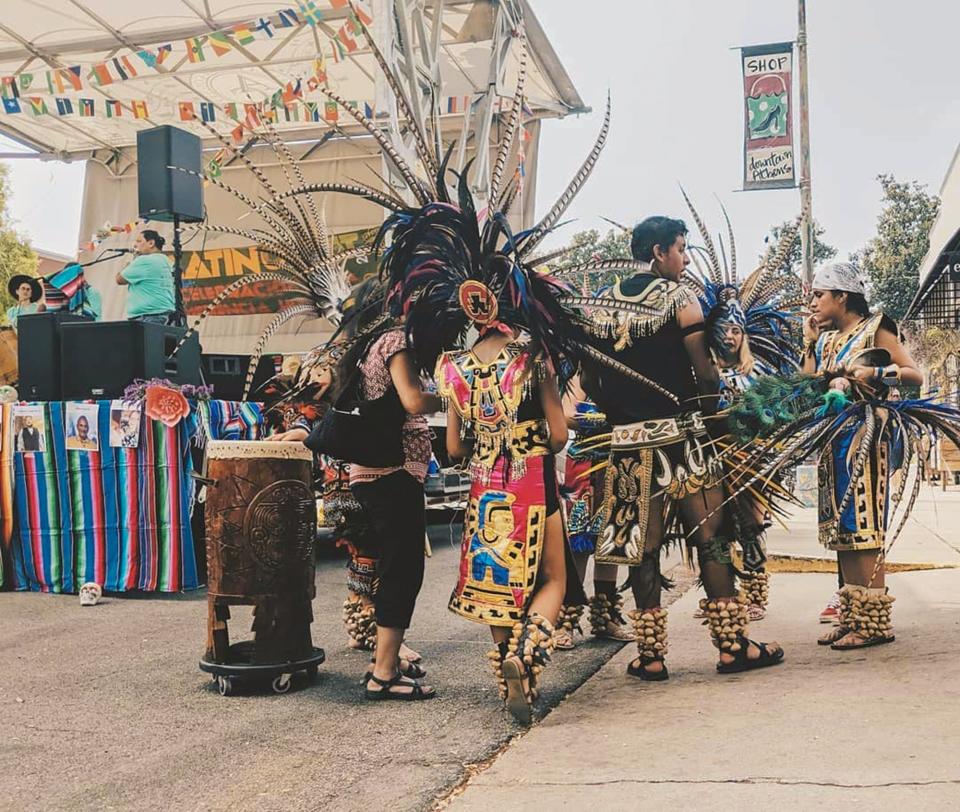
797, 0, 814, 291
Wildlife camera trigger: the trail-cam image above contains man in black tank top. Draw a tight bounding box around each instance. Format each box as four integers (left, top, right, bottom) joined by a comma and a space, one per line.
581, 216, 784, 680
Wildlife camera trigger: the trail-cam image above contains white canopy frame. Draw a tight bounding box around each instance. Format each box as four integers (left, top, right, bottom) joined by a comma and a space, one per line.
0, 1, 584, 164
0, 1, 586, 355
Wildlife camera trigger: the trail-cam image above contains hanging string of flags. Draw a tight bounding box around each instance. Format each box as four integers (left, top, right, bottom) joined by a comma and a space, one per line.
80, 218, 146, 253
0, 51, 479, 149
0, 2, 372, 101
0, 90, 480, 130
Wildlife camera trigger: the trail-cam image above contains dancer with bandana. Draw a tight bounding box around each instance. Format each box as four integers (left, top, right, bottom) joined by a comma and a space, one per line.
804, 262, 922, 649
727, 260, 960, 650
582, 215, 785, 681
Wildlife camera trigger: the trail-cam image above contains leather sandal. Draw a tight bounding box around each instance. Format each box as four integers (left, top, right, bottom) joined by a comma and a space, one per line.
627, 656, 669, 682
716, 637, 784, 674
831, 632, 895, 651
362, 657, 426, 684
364, 671, 435, 701
553, 629, 576, 650
501, 655, 533, 724
818, 624, 851, 646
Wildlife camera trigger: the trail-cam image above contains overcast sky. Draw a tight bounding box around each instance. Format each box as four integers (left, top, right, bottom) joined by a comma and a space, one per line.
2, 0, 959, 265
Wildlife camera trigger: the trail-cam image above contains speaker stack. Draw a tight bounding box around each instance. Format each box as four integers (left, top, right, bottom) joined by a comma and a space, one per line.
59, 322, 202, 400
18, 315, 202, 401
17, 312, 94, 401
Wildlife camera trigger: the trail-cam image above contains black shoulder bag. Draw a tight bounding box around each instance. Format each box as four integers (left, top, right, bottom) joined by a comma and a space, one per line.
304, 361, 407, 467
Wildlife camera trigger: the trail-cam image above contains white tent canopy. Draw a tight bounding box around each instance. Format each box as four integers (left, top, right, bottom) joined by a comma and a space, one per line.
0, 0, 583, 158
0, 0, 586, 355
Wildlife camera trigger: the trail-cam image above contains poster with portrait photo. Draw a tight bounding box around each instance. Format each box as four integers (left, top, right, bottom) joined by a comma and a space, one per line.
65, 402, 100, 452
12, 404, 46, 454
109, 400, 142, 449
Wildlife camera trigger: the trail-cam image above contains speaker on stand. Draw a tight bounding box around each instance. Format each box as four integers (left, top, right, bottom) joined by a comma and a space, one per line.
136, 125, 205, 329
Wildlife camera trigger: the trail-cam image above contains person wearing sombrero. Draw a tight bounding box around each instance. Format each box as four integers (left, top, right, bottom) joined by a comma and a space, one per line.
5, 274, 45, 332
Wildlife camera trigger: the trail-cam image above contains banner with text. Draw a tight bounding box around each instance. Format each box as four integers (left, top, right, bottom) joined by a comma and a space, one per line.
741, 42, 796, 190
178, 228, 376, 316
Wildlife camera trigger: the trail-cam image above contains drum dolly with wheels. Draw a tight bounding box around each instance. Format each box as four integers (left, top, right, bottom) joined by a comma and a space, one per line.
200, 641, 325, 696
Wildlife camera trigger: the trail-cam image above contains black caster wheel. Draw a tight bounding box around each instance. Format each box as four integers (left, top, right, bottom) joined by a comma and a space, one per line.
272, 674, 292, 694
218, 676, 235, 696
306, 665, 319, 682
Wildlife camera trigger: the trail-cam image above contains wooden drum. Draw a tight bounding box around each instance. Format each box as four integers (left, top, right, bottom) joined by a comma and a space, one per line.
203, 440, 317, 668
0, 328, 17, 386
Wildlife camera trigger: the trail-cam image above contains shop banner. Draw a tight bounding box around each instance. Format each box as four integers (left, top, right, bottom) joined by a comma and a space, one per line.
741, 42, 796, 190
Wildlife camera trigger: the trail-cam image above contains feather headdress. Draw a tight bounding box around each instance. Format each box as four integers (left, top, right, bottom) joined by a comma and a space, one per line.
270, 20, 674, 399
681, 190, 803, 374
170, 119, 372, 399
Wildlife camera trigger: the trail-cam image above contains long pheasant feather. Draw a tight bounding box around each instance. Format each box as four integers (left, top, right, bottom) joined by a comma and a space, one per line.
489, 33, 527, 204
319, 86, 429, 205
519, 93, 611, 257
350, 3, 439, 176
679, 186, 721, 284
243, 304, 316, 399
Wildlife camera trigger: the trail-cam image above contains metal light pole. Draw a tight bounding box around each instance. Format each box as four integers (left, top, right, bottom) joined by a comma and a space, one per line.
797, 0, 815, 290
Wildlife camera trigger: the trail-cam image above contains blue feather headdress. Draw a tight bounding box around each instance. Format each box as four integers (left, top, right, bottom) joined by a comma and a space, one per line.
680, 191, 803, 375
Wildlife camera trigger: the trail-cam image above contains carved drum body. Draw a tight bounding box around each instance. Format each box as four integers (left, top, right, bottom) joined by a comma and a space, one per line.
203, 440, 318, 668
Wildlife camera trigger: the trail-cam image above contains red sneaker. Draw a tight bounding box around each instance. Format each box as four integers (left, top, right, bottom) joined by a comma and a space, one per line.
819, 592, 841, 624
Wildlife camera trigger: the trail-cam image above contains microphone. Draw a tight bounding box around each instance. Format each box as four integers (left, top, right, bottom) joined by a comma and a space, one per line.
110, 248, 134, 254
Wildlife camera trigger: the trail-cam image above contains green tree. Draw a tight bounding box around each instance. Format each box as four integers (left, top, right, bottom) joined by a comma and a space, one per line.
852, 174, 940, 321
555, 226, 631, 291
559, 226, 631, 267
903, 324, 960, 401
759, 218, 837, 274
0, 164, 38, 298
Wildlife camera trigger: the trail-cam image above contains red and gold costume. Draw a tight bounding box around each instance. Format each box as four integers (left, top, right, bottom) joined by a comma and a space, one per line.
438, 343, 558, 627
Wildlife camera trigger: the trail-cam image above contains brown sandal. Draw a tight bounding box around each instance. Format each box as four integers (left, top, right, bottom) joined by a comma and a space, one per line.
831, 631, 895, 650
501, 656, 533, 724
818, 624, 851, 646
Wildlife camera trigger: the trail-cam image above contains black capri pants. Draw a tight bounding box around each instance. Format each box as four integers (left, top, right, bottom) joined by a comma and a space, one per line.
350, 470, 426, 630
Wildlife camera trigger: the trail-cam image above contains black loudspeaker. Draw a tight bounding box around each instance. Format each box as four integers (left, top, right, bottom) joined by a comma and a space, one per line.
201, 354, 279, 402
18, 311, 94, 401
59, 321, 203, 400
136, 125, 204, 223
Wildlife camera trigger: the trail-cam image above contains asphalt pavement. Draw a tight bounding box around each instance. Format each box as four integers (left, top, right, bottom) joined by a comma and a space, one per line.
0, 520, 655, 812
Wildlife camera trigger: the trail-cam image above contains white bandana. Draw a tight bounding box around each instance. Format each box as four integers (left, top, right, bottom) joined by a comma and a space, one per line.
812, 261, 866, 296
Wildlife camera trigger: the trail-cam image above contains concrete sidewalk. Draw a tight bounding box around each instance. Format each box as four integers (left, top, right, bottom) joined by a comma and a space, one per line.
448, 488, 960, 810
765, 486, 960, 565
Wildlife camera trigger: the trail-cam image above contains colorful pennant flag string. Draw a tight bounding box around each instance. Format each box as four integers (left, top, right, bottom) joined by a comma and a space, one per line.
0, 3, 374, 96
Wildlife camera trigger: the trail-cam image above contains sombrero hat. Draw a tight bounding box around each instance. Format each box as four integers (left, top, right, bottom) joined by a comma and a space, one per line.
7, 274, 43, 303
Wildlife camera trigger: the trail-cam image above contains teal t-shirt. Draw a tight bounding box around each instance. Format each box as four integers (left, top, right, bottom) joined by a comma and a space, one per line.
5, 302, 40, 331
121, 253, 175, 318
